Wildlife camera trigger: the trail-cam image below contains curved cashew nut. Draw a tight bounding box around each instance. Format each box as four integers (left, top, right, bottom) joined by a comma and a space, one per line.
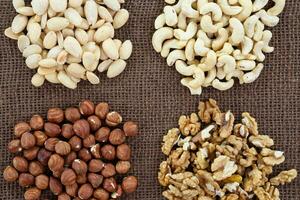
241, 36, 254, 55
173, 0, 185, 13
217, 67, 226, 79
164, 6, 178, 26
177, 12, 187, 30
267, 0, 286, 16
167, 50, 186, 66
242, 63, 264, 83
229, 18, 245, 45
253, 20, 265, 41
185, 39, 196, 61
203, 68, 217, 87
181, 0, 199, 18
197, 30, 212, 48
217, 0, 243, 16
154, 14, 166, 30
244, 15, 259, 38
237, 60, 256, 71
252, 0, 268, 12
226, 69, 244, 84
217, 54, 236, 73
174, 21, 197, 41
194, 38, 210, 56
152, 27, 174, 53
212, 28, 228, 51
234, 0, 253, 22
197, 0, 208, 11
200, 3, 223, 21
219, 15, 230, 27
253, 41, 266, 62
262, 30, 274, 53
189, 68, 206, 88
216, 42, 234, 56
212, 79, 234, 91
181, 77, 202, 95
161, 39, 187, 58
199, 50, 217, 71
175, 60, 196, 76
233, 50, 257, 60
255, 10, 279, 27
201, 15, 221, 33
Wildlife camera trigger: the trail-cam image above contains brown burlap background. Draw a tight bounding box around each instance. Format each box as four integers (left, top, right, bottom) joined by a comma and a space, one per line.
0, 0, 299, 199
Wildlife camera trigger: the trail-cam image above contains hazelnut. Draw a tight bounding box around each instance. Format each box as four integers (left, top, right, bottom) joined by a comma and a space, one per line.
95, 127, 110, 143
47, 108, 64, 124
53, 169, 63, 178
78, 148, 92, 162
8, 139, 22, 153
68, 136, 82, 151
88, 159, 104, 173
29, 115, 44, 130
101, 163, 116, 178
95, 102, 109, 119
49, 176, 63, 195
44, 122, 61, 137
109, 129, 126, 145
105, 111, 122, 127
55, 141, 71, 155
123, 121, 138, 137
24, 187, 41, 200
73, 119, 90, 139
72, 159, 88, 175
21, 132, 36, 149
83, 134, 96, 148
87, 115, 101, 131
79, 100, 95, 116
93, 188, 109, 200
3, 166, 19, 182
35, 174, 49, 190
65, 107, 81, 123
23, 146, 40, 160
78, 183, 93, 200
116, 161, 131, 174
88, 173, 103, 188
58, 193, 71, 200
33, 131, 48, 146
65, 151, 77, 167
103, 177, 117, 192
122, 176, 138, 194
13, 156, 28, 172
19, 173, 34, 187
28, 161, 44, 176
61, 168, 77, 186
48, 154, 64, 172
37, 148, 52, 166
45, 138, 59, 151
76, 174, 87, 184
62, 124, 75, 139
66, 183, 78, 197
90, 144, 101, 159
101, 144, 116, 160
116, 144, 131, 161
14, 122, 31, 138
112, 185, 123, 199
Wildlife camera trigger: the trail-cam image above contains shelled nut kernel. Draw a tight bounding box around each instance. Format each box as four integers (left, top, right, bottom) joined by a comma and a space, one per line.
3, 100, 138, 199
5, 0, 133, 89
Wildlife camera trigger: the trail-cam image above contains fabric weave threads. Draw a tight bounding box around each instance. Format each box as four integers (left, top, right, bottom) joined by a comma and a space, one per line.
0, 0, 299, 199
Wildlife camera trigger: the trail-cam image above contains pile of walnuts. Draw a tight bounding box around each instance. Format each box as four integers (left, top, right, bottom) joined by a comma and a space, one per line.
158, 99, 297, 200
3, 100, 138, 200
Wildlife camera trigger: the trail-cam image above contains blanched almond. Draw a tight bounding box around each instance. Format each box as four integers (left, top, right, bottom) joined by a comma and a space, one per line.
113, 9, 129, 29
62, 28, 75, 38
31, 73, 45, 87
57, 31, 64, 48
27, 22, 41, 43
17, 35, 30, 52
82, 52, 98, 71
25, 54, 42, 69
102, 38, 119, 60
90, 19, 105, 29
65, 8, 83, 26
67, 63, 86, 79
16, 7, 35, 16
47, 6, 57, 18
103, 0, 120, 11
47, 46, 63, 58
75, 29, 89, 45
13, 0, 25, 10
39, 58, 57, 68
47, 17, 69, 31
57, 50, 68, 65
38, 67, 56, 75
98, 59, 113, 72
23, 45, 42, 57
11, 14, 28, 34
43, 31, 57, 49
87, 30, 95, 42
98, 6, 113, 22
93, 45, 101, 61
4, 27, 22, 40
94, 24, 114, 43
63, 36, 83, 58
57, 71, 77, 89
45, 72, 60, 83
67, 55, 81, 64
119, 40, 133, 60
86, 71, 100, 84
31, 0, 49, 16
41, 13, 48, 29
69, 0, 83, 8
49, 0, 67, 12
84, 0, 98, 26
113, 39, 122, 50
76, 18, 89, 30
107, 59, 127, 78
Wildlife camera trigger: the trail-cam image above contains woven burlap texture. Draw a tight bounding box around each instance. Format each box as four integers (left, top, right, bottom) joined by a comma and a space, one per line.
0, 0, 299, 199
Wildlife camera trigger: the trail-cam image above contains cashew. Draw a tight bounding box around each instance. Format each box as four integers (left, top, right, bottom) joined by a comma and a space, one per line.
181, 0, 199, 18
201, 15, 222, 33
241, 36, 254, 55
167, 50, 186, 66
152, 27, 174, 53
237, 60, 256, 71
197, 30, 212, 48
252, 0, 268, 12
253, 41, 266, 62
199, 50, 217, 71
242, 63, 264, 83
253, 20, 265, 41
155, 14, 166, 29
217, 54, 236, 73
229, 18, 245, 45
226, 69, 244, 84
174, 22, 197, 41
185, 39, 196, 61
181, 77, 202, 95
194, 38, 210, 56
267, 0, 286, 16
217, 67, 226, 79
164, 6, 178, 26
233, 49, 257, 60
244, 15, 259, 38
200, 3, 223, 21
216, 43, 234, 56
234, 0, 253, 22
161, 39, 187, 58
203, 67, 217, 87
212, 28, 228, 51
173, 0, 185, 13
197, 0, 209, 11
255, 10, 279, 27
217, 0, 242, 16
177, 12, 187, 30
189, 68, 206, 88
175, 60, 196, 76
212, 79, 234, 90
262, 30, 274, 53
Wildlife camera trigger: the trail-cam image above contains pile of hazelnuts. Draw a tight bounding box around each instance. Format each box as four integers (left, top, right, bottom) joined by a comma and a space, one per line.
3, 100, 138, 200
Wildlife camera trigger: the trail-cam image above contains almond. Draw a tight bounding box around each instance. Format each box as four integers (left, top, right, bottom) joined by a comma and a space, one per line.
23, 45, 42, 58
49, 0, 67, 12
103, 0, 121, 11
39, 58, 57, 68
11, 14, 28, 34
47, 17, 69, 31
98, 6, 113, 22
45, 72, 60, 84
63, 36, 83, 58
17, 35, 30, 52
27, 22, 41, 43
57, 71, 77, 89
65, 8, 83, 26
119, 40, 133, 60
43, 31, 57, 49
13, 0, 25, 10
4, 27, 22, 40
86, 71, 100, 84
84, 0, 98, 26
82, 52, 98, 71
31, 73, 45, 87
16, 7, 35, 16
98, 59, 113, 72
67, 63, 86, 79
94, 24, 114, 43
113, 9, 129, 29
25, 54, 42, 69
107, 59, 127, 78
31, 0, 49, 16
102, 38, 119, 60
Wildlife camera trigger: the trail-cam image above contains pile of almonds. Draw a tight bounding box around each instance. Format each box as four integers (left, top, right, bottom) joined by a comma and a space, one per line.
3, 100, 138, 200
5, 0, 133, 89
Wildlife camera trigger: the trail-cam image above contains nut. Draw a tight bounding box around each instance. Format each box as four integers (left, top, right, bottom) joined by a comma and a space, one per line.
69, 135, 82, 151
49, 176, 63, 195
14, 122, 31, 138
45, 138, 60, 151
44, 122, 61, 137
89, 159, 104, 173
48, 154, 64, 172
28, 161, 44, 176
37, 148, 52, 166
123, 121, 138, 137
62, 124, 75, 139
8, 139, 22, 153
58, 193, 71, 200
23, 146, 39, 160
24, 187, 41, 200
95, 127, 110, 143
3, 166, 19, 182
83, 134, 96, 148
65, 151, 77, 167
78, 183, 93, 199
116, 161, 131, 174
112, 184, 123, 199
33, 131, 48, 146
106, 112, 122, 127
35, 174, 49, 190
19, 173, 35, 187
55, 141, 71, 155
47, 108, 64, 124
101, 163, 116, 178
88, 173, 103, 188
65, 107, 81, 123
122, 176, 138, 194
72, 159, 88, 175
73, 119, 90, 139
87, 115, 101, 131
78, 148, 92, 162
101, 144, 116, 160
93, 188, 109, 200
13, 156, 28, 172
76, 174, 87, 184
21, 132, 36, 149
95, 102, 109, 119
30, 115, 44, 130
66, 183, 78, 197
116, 144, 131, 161
79, 100, 95, 116
103, 177, 117, 192
90, 144, 101, 159
109, 128, 126, 145
61, 168, 77, 186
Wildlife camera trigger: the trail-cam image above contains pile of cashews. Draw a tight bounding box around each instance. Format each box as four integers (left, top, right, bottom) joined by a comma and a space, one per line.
152, 0, 286, 95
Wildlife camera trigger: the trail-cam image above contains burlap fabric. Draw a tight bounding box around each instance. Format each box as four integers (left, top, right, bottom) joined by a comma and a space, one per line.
0, 0, 299, 199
